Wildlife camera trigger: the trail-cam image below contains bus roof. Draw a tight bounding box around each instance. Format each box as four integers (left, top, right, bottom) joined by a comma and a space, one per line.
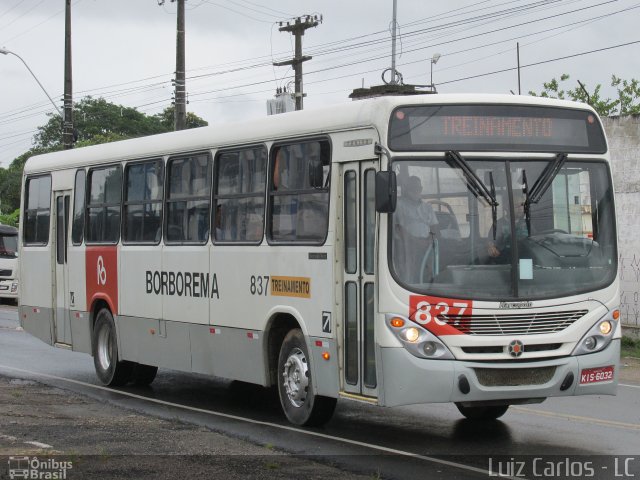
24, 94, 599, 174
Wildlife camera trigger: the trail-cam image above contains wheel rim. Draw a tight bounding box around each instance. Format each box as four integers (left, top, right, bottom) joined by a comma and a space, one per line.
97, 321, 113, 372
282, 347, 309, 408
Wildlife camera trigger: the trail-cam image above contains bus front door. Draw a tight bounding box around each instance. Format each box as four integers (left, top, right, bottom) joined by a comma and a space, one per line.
342, 161, 378, 398
53, 191, 72, 346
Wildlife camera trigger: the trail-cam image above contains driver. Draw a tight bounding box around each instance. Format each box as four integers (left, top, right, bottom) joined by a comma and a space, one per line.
487, 190, 528, 260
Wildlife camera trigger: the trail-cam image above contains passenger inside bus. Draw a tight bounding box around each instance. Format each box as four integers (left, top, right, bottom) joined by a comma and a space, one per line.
393, 175, 439, 283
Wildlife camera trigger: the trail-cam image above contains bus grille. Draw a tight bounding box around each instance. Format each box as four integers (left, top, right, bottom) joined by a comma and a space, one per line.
0, 269, 11, 277
474, 366, 556, 387
441, 310, 587, 336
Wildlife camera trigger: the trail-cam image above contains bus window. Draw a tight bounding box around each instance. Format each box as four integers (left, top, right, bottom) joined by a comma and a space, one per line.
123, 160, 164, 244
269, 140, 330, 244
72, 169, 86, 245
213, 146, 267, 243
23, 175, 52, 245
86, 165, 122, 244
166, 153, 211, 244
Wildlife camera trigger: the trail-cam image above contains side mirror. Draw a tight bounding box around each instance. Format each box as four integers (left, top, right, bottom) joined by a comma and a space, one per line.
375, 170, 397, 213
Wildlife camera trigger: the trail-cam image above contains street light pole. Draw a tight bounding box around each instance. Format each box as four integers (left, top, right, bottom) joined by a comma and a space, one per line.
0, 47, 62, 117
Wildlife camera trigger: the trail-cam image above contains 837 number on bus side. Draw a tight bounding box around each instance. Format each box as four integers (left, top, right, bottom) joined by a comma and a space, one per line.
250, 275, 270, 296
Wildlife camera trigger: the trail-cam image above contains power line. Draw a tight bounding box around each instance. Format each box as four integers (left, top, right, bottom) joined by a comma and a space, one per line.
438, 39, 640, 86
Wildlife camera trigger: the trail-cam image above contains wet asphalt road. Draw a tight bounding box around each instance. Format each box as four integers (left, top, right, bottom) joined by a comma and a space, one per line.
1, 306, 639, 480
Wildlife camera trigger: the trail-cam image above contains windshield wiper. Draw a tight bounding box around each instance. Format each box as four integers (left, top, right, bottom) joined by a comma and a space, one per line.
523, 153, 567, 236
446, 151, 499, 238
522, 170, 531, 236
526, 153, 567, 206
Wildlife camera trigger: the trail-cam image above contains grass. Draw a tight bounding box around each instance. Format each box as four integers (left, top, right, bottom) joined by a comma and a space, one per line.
264, 462, 280, 470
621, 336, 640, 358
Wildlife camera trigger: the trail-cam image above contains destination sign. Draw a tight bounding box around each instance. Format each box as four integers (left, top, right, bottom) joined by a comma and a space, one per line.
389, 104, 607, 153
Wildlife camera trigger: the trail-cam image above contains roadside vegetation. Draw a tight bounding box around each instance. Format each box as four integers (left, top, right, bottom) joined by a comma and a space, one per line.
621, 336, 640, 358
0, 98, 208, 225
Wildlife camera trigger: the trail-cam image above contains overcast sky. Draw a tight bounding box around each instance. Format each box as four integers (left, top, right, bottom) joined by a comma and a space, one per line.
0, 0, 638, 167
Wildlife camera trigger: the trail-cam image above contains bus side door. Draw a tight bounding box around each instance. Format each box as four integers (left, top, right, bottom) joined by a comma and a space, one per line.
53, 190, 72, 345
341, 161, 378, 398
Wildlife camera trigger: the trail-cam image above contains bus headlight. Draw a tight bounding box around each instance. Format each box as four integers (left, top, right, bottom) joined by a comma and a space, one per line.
401, 327, 420, 343
386, 314, 454, 360
572, 309, 619, 356
584, 336, 597, 351
599, 320, 612, 335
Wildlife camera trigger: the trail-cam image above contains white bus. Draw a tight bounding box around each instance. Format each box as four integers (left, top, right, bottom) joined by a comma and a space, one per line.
19, 94, 620, 426
0, 224, 19, 302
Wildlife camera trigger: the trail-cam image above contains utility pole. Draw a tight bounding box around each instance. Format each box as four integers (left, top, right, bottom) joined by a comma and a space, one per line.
174, 0, 186, 130
63, 0, 73, 149
273, 15, 321, 111
159, 0, 187, 130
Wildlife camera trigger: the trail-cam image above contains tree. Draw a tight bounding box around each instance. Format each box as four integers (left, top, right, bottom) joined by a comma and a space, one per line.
154, 106, 209, 130
0, 97, 208, 214
36, 97, 166, 149
529, 74, 640, 116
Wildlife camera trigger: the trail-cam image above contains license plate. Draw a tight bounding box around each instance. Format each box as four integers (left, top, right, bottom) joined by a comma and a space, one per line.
580, 366, 615, 384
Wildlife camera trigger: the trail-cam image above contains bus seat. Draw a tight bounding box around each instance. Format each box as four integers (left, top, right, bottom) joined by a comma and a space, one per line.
436, 211, 461, 240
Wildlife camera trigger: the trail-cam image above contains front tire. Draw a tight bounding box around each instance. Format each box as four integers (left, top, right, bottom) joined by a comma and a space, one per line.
456, 403, 509, 420
92, 308, 133, 386
277, 329, 336, 426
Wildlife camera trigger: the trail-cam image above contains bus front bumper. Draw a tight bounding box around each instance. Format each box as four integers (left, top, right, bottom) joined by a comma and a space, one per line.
0, 279, 19, 299
378, 339, 620, 407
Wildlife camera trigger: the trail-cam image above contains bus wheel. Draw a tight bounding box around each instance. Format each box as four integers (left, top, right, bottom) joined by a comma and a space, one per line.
92, 308, 133, 386
455, 403, 509, 420
132, 364, 158, 386
277, 329, 336, 426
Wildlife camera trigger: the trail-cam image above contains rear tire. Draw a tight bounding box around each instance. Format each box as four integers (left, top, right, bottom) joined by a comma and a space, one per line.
132, 364, 158, 386
277, 329, 336, 426
92, 308, 133, 386
456, 403, 509, 420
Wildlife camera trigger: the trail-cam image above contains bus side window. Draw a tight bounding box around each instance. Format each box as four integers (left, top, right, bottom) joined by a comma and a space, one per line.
213, 145, 267, 244
86, 165, 122, 244
165, 153, 211, 244
72, 170, 86, 245
123, 160, 164, 244
23, 175, 52, 246
269, 140, 331, 244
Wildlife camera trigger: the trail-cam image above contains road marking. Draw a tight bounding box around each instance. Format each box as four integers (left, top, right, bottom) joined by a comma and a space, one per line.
0, 325, 23, 331
620, 383, 640, 389
0, 364, 517, 480
512, 406, 640, 431
24, 441, 53, 449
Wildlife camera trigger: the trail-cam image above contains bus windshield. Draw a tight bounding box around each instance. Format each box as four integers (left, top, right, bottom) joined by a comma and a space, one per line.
390, 158, 616, 300
0, 233, 18, 258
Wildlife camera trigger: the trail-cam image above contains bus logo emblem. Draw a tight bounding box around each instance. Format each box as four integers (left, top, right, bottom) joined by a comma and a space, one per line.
97, 256, 107, 286
508, 340, 524, 358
